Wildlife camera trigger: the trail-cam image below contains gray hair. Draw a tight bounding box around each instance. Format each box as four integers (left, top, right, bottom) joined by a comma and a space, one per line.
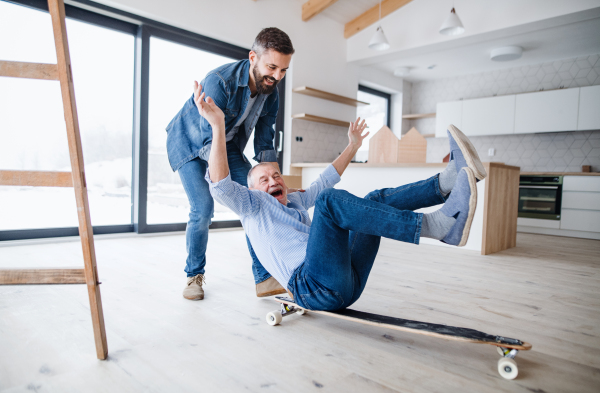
247, 162, 278, 188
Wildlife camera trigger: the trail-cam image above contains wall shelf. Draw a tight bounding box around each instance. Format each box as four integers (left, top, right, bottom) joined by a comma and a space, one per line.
293, 86, 369, 107
402, 113, 436, 119
292, 113, 350, 127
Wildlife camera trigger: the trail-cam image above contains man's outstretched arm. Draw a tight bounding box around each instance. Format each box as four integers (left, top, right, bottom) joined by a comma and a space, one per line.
332, 118, 368, 177
292, 118, 368, 210
193, 81, 229, 183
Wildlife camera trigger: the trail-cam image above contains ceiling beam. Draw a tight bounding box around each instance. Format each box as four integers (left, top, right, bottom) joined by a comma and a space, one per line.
345, 0, 413, 39
302, 0, 339, 22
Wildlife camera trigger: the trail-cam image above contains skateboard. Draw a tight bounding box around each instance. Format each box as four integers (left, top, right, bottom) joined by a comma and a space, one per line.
267, 296, 532, 380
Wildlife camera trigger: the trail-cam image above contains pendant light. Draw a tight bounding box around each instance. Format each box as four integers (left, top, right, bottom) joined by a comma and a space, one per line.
369, 0, 390, 51
439, 7, 465, 36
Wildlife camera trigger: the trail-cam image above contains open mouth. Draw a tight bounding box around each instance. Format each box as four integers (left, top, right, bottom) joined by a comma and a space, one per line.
269, 189, 283, 198
264, 77, 276, 85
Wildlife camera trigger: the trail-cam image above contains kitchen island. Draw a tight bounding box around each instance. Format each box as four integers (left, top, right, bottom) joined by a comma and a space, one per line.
290, 162, 520, 255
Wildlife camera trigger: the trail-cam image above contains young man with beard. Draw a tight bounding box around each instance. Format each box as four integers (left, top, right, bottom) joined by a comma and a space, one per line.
166, 28, 294, 300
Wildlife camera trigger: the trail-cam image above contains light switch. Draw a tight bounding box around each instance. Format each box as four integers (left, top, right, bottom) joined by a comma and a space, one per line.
488, 148, 495, 157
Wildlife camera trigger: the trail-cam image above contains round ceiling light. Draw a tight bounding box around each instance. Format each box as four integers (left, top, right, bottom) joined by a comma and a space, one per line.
490, 46, 523, 61
393, 67, 410, 77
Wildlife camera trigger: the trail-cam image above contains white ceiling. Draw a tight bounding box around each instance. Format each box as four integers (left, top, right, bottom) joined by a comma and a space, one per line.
296, 0, 381, 24
297, 0, 600, 81
372, 12, 600, 81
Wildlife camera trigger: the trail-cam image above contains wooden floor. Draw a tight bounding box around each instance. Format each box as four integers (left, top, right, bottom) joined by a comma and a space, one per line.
0, 230, 599, 392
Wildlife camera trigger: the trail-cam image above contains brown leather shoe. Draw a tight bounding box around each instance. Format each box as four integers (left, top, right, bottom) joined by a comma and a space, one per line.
183, 274, 205, 300
256, 276, 287, 297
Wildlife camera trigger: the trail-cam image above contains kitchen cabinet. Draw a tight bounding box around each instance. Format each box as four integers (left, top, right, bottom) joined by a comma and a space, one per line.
578, 85, 600, 130
434, 87, 597, 138
562, 191, 600, 210
517, 174, 600, 240
563, 175, 600, 192
435, 100, 462, 137
514, 88, 580, 134
462, 95, 516, 136
560, 176, 600, 233
561, 210, 600, 232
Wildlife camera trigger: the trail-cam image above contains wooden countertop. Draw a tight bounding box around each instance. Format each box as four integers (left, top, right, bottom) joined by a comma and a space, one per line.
520, 172, 600, 176
291, 162, 520, 170
291, 162, 447, 168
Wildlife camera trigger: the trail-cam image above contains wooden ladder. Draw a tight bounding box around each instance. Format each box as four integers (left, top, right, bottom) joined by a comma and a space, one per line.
0, 0, 108, 360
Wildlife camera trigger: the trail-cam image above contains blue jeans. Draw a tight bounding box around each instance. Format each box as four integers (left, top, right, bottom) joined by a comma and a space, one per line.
287, 174, 447, 311
178, 142, 272, 283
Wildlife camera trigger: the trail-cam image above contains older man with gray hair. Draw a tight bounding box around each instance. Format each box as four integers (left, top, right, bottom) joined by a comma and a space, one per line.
194, 82, 486, 311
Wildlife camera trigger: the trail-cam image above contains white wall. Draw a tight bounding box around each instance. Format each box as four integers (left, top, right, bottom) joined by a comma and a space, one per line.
93, 0, 359, 173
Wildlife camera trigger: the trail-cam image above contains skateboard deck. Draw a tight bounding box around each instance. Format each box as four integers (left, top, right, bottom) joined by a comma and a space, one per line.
268, 296, 532, 380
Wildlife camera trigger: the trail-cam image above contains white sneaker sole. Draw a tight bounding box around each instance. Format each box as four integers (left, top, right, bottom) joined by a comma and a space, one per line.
458, 167, 478, 247
448, 124, 487, 181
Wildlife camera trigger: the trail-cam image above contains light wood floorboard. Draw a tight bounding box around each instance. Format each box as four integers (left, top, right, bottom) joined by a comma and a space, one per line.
0, 231, 599, 392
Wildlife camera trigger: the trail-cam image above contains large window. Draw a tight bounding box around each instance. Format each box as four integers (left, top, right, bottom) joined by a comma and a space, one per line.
355, 85, 391, 163
0, 1, 134, 231
0, 0, 275, 240
147, 37, 237, 224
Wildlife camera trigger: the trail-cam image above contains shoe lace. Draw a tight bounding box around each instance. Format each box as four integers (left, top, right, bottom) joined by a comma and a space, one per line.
193, 274, 206, 287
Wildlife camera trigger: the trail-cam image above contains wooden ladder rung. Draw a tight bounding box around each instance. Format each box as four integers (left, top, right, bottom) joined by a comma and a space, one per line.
0, 268, 86, 285
0, 170, 73, 187
0, 60, 59, 81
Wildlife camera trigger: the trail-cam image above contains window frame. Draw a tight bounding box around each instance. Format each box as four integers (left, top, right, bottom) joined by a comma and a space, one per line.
358, 84, 391, 128
1, 0, 286, 240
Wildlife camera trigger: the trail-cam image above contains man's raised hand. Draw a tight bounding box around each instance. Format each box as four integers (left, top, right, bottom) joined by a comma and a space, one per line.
193, 81, 225, 129
348, 117, 369, 148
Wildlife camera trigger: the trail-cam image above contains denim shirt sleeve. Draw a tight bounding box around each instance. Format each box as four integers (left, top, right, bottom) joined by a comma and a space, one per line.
295, 164, 341, 209
205, 169, 260, 217
198, 73, 231, 147
253, 89, 278, 163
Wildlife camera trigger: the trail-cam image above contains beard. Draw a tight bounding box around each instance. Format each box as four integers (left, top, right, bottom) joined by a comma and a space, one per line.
252, 64, 280, 95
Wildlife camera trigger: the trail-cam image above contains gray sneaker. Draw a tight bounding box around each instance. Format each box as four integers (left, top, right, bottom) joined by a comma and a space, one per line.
183, 274, 205, 300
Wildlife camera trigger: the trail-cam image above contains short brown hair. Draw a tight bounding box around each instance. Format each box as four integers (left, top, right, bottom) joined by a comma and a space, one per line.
251, 28, 295, 57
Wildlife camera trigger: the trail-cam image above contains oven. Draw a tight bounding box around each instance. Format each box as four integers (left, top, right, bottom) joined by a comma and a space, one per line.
518, 176, 563, 220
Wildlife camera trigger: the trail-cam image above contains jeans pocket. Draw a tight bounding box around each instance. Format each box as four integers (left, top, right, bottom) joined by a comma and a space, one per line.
300, 290, 345, 311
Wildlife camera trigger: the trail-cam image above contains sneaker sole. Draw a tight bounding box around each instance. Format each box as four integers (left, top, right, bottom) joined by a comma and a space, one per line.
448, 124, 487, 181
183, 294, 204, 300
256, 288, 288, 297
458, 167, 478, 247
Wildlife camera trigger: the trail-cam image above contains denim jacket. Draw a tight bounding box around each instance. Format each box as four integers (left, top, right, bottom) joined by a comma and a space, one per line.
166, 59, 278, 171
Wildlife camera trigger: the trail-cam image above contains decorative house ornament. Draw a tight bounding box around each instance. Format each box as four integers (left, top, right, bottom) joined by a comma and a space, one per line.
368, 127, 427, 164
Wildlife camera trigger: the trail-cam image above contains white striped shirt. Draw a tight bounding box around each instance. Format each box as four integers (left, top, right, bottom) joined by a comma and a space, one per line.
206, 164, 341, 287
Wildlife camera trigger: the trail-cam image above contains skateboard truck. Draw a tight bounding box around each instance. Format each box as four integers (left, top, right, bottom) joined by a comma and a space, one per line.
266, 302, 307, 326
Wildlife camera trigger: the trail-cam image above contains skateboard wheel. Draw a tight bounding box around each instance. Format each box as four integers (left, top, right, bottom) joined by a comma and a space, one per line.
497, 357, 518, 380
266, 311, 282, 326
296, 308, 306, 315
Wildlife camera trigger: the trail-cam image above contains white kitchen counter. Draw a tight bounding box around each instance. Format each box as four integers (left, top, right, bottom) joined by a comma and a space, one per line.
291, 162, 520, 254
